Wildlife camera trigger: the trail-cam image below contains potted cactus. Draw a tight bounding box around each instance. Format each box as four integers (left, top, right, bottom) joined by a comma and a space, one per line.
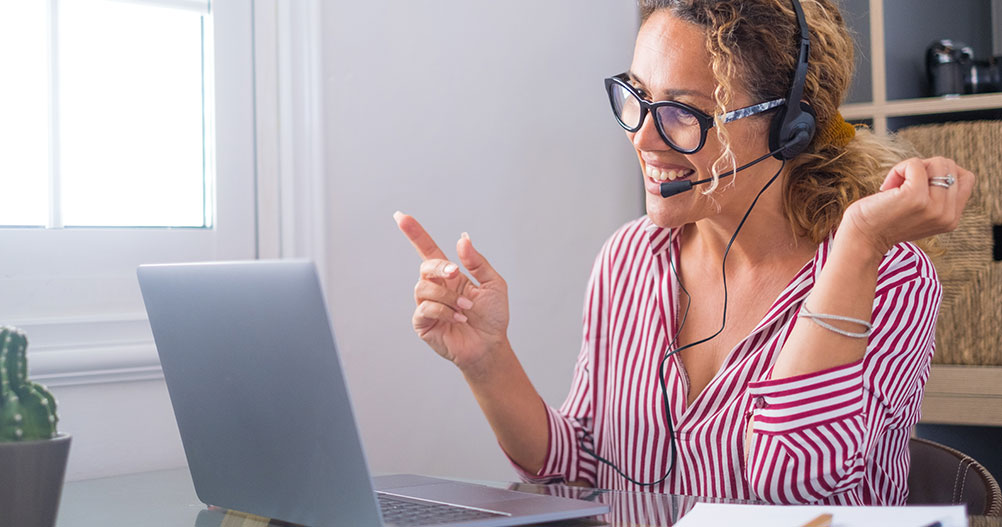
0, 326, 71, 527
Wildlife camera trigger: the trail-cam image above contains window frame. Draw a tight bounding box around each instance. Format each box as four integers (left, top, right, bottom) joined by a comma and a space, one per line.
1, 0, 260, 385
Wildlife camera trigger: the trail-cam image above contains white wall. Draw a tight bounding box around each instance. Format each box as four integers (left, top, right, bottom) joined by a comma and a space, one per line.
321, 2, 640, 480
54, 380, 185, 481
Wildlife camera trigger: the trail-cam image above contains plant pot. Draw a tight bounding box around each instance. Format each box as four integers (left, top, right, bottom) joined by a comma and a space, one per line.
0, 434, 71, 527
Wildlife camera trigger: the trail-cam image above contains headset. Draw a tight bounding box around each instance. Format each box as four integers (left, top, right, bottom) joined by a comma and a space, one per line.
585, 0, 817, 487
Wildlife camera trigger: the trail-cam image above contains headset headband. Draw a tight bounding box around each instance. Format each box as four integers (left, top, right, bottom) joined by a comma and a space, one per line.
770, 0, 816, 160
787, 0, 810, 113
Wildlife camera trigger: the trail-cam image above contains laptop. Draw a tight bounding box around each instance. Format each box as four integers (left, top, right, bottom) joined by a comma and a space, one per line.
137, 260, 609, 527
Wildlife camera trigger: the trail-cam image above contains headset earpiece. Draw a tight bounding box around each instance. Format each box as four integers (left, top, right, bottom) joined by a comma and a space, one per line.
769, 100, 816, 160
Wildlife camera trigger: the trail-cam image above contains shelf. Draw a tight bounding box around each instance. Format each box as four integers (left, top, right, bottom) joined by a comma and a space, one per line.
919, 365, 1002, 426
841, 93, 1002, 120
840, 93, 1002, 134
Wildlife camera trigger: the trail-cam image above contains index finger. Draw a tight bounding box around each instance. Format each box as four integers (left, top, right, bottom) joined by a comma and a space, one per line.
394, 211, 448, 261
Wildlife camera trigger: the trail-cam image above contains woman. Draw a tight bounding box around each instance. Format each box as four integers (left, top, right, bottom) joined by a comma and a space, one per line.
394, 0, 973, 505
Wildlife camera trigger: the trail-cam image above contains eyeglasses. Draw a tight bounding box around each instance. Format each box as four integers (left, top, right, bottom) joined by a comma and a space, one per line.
604, 73, 786, 154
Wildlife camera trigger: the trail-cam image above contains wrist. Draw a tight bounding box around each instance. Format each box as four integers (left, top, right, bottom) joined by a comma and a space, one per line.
458, 337, 513, 384
833, 226, 887, 268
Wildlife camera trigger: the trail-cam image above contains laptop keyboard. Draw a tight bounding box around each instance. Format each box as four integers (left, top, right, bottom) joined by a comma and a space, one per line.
377, 492, 507, 526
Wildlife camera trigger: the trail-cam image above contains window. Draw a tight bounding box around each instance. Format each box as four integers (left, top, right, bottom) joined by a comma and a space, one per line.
0, 0, 257, 378
2, 0, 211, 228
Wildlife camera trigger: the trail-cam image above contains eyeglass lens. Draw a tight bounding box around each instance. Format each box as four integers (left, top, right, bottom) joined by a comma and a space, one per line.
608, 82, 703, 152
609, 82, 643, 128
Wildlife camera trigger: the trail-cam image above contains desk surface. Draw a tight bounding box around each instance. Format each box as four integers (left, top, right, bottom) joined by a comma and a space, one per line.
56, 468, 1001, 527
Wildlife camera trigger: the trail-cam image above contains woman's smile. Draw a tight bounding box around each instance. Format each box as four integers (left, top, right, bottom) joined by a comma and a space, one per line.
642, 159, 695, 195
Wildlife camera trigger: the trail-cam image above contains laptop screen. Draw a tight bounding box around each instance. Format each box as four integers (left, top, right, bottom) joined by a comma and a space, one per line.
139, 260, 383, 526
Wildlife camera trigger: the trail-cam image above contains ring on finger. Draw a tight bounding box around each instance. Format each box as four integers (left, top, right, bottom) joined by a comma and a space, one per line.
929, 173, 956, 189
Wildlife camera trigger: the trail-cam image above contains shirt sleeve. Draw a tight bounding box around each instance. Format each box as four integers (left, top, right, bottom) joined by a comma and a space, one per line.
508, 236, 613, 485
509, 367, 597, 485
745, 245, 941, 504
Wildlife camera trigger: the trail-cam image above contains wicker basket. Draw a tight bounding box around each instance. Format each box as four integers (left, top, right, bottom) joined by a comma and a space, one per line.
895, 120, 1002, 366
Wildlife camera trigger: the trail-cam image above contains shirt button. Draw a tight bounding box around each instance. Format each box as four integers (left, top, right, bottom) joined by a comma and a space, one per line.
754, 397, 767, 409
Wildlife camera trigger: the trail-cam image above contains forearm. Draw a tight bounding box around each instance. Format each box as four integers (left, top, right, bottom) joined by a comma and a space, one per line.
771, 231, 882, 380
461, 339, 549, 474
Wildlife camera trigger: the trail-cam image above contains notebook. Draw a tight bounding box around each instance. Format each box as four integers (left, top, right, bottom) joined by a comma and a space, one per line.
137, 260, 609, 527
672, 503, 967, 527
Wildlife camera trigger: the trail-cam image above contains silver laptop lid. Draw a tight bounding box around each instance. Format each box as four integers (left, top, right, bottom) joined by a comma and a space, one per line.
138, 260, 383, 527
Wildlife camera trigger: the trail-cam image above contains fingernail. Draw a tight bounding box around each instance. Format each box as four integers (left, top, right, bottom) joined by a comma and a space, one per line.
444, 264, 458, 274
393, 210, 404, 221
454, 312, 468, 323
457, 296, 474, 310
461, 232, 470, 241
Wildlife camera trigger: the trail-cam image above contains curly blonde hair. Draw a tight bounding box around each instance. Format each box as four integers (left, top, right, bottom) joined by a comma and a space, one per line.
639, 0, 915, 244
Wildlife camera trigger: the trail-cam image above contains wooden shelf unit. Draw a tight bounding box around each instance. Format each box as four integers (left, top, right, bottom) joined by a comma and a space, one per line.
838, 1, 1002, 427
839, 0, 1002, 134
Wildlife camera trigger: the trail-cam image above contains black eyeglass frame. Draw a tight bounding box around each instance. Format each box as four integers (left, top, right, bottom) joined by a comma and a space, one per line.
604, 73, 786, 154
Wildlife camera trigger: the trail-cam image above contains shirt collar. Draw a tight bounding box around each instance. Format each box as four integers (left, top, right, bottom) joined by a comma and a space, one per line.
643, 216, 677, 256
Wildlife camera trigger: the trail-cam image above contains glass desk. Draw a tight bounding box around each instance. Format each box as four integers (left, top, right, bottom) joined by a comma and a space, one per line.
56, 468, 1001, 527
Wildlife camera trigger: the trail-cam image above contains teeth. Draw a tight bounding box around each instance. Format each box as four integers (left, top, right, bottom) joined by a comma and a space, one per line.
646, 166, 690, 181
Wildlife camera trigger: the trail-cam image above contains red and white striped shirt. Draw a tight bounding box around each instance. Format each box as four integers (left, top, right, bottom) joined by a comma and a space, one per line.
514, 216, 941, 505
